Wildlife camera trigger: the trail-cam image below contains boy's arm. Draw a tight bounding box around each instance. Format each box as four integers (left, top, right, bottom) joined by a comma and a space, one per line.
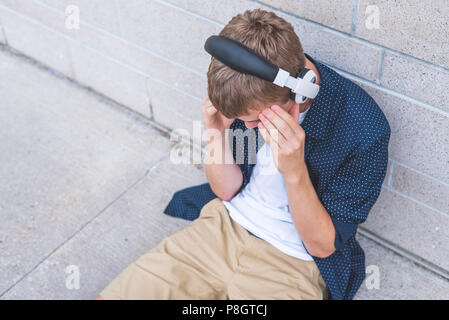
204, 130, 243, 201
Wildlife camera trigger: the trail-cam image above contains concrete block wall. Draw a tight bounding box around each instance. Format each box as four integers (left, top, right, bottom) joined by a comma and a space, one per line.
0, 0, 448, 278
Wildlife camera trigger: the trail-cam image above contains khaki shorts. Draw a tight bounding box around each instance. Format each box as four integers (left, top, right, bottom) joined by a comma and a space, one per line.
99, 197, 329, 300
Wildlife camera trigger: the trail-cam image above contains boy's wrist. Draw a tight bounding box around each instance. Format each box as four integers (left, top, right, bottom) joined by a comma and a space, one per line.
204, 130, 235, 165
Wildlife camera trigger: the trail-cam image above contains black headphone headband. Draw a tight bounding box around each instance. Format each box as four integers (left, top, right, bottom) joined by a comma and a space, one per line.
204, 35, 280, 82
204, 35, 320, 103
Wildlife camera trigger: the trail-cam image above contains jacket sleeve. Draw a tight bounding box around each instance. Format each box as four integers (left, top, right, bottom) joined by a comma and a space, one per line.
321, 134, 390, 251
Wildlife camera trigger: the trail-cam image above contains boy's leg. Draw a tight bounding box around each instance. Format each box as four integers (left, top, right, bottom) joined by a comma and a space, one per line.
98, 197, 247, 300
227, 227, 329, 300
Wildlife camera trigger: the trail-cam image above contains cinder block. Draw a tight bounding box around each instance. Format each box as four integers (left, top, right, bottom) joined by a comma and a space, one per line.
40, 0, 122, 35
362, 187, 449, 271
0, 49, 173, 295
392, 163, 449, 214
0, 0, 77, 37
359, 83, 449, 184
354, 234, 449, 299
381, 52, 449, 113
283, 13, 381, 81
149, 79, 203, 139
77, 24, 207, 98
0, 8, 73, 76
260, 0, 354, 34
356, 0, 449, 69
68, 39, 151, 118
186, 0, 263, 24
118, 0, 217, 72
0, 0, 18, 9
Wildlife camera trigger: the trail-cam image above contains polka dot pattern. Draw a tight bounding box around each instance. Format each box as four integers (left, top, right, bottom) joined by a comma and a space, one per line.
164, 53, 391, 300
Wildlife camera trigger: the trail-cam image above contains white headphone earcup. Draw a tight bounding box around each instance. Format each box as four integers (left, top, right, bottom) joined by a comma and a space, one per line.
290, 68, 318, 103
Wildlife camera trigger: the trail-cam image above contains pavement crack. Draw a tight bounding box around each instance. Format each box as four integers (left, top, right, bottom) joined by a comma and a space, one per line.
0, 156, 169, 298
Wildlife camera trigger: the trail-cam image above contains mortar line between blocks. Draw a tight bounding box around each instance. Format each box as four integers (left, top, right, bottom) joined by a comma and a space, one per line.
0, 2, 206, 78
0, 44, 177, 144
327, 62, 449, 118
376, 49, 385, 85
114, 0, 125, 38
389, 159, 449, 187
388, 159, 395, 187
249, 0, 449, 74
357, 228, 449, 281
5, 1, 449, 77
351, 0, 360, 35
381, 185, 449, 219
154, 0, 223, 27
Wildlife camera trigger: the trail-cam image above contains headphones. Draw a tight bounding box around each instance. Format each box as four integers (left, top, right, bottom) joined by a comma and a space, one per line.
204, 35, 320, 104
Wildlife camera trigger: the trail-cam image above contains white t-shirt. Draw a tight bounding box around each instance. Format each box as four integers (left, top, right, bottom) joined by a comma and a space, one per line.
222, 106, 312, 260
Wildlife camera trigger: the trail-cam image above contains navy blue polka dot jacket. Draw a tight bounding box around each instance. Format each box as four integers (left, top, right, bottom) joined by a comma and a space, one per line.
163, 53, 391, 300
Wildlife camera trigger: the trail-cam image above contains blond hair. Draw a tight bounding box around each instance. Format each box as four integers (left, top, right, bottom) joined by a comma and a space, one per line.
206, 8, 305, 119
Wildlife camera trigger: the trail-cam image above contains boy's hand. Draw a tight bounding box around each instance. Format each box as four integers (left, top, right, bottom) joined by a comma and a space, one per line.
202, 94, 235, 133
257, 104, 308, 184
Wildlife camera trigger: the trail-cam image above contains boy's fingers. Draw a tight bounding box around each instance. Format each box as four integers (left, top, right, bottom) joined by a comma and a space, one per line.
259, 124, 280, 158
259, 114, 287, 145
290, 103, 300, 123
263, 110, 294, 140
258, 125, 269, 146
271, 104, 301, 134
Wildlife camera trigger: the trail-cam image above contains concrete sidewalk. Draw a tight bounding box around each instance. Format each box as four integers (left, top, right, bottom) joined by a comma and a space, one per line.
0, 47, 447, 299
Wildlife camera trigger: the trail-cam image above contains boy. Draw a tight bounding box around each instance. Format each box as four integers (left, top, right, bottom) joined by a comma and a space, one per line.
97, 8, 390, 300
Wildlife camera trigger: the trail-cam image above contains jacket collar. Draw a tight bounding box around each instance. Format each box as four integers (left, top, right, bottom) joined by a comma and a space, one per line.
300, 53, 341, 141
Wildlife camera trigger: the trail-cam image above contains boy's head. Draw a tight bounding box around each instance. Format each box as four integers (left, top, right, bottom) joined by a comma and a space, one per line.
206, 9, 306, 128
